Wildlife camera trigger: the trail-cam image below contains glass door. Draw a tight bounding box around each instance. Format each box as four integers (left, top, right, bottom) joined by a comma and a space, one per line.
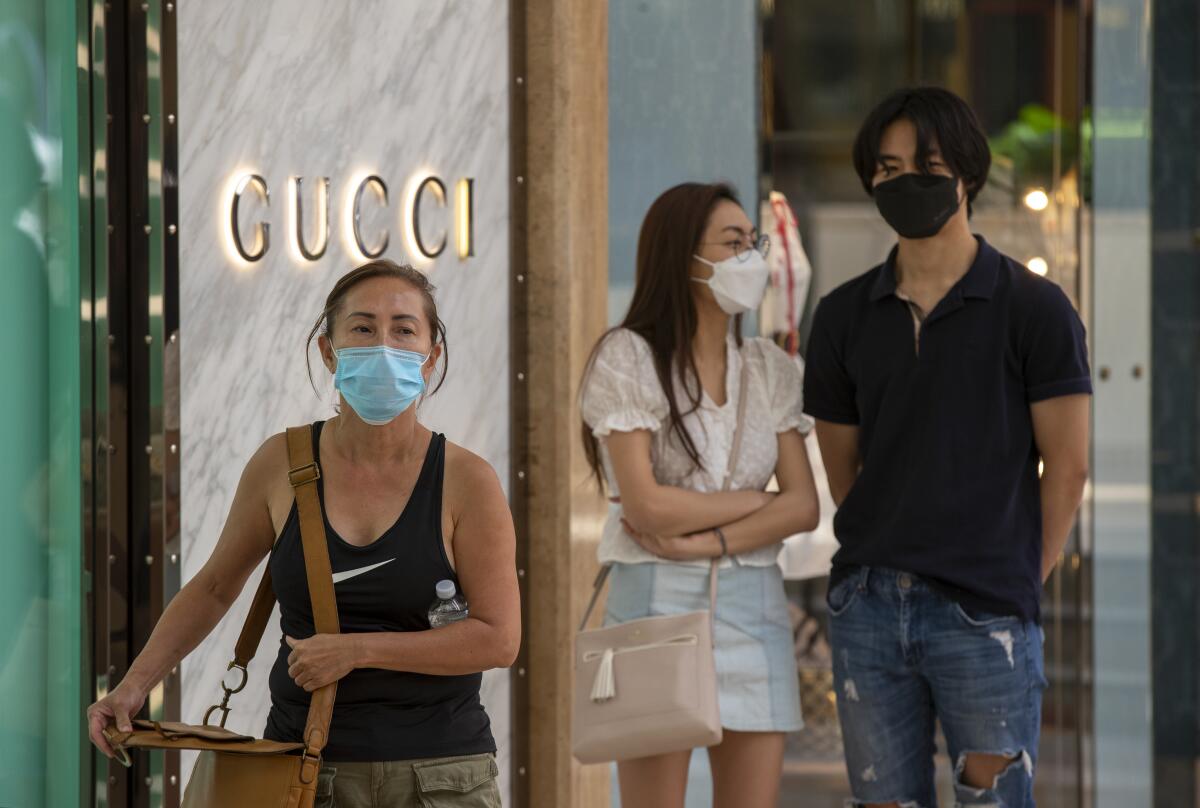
0, 0, 89, 805
763, 1, 1090, 803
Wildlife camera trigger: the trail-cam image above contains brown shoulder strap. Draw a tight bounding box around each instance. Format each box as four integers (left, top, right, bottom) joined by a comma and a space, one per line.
231, 425, 340, 665
210, 425, 341, 761
286, 426, 340, 636
232, 569, 276, 668
285, 425, 341, 762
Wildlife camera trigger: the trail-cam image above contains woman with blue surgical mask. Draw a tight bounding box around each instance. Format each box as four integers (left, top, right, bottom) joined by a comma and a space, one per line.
87, 260, 519, 808
579, 183, 820, 808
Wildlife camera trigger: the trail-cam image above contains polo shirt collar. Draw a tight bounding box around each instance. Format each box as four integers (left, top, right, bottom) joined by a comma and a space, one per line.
869, 235, 1001, 302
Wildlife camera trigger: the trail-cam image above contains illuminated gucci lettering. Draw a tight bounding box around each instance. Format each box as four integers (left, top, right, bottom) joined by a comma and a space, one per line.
229, 174, 270, 262
226, 171, 476, 267
409, 175, 447, 259
289, 176, 330, 261
352, 175, 389, 259
455, 178, 474, 259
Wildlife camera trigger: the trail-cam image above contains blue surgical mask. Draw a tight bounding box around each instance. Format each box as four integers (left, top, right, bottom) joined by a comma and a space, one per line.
333, 345, 430, 425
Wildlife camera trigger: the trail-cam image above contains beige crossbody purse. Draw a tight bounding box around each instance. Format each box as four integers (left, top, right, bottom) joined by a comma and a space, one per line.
572, 359, 749, 764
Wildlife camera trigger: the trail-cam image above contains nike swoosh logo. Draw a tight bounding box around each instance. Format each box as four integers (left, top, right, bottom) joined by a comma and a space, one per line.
331, 558, 395, 584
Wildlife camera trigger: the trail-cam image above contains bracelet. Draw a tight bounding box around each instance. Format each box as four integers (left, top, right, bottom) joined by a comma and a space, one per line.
714, 527, 729, 557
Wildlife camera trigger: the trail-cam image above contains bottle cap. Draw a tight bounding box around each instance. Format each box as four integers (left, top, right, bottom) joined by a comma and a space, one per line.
435, 579, 457, 600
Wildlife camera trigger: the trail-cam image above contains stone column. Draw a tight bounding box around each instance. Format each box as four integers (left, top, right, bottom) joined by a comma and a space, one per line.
513, 0, 610, 804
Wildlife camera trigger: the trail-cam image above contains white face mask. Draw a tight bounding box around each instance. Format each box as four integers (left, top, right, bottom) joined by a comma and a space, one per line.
690, 249, 770, 315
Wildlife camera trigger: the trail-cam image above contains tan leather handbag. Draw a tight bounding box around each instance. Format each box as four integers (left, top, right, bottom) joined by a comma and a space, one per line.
572, 360, 749, 764
104, 425, 339, 808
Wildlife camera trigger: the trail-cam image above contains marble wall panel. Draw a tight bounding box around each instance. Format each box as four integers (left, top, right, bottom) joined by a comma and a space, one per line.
176, 1, 511, 800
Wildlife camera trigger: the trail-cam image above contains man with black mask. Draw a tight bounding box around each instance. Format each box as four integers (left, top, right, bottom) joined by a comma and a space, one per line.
802, 87, 1091, 808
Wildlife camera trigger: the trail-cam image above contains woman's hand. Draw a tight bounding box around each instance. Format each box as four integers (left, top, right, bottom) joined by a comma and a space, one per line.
87, 682, 148, 758
621, 518, 722, 561
286, 634, 359, 692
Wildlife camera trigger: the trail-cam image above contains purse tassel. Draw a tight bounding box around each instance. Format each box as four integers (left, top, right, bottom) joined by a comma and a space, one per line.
590, 647, 616, 703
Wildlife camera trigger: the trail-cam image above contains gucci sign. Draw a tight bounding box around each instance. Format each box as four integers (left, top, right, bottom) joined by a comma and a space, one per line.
225, 171, 474, 265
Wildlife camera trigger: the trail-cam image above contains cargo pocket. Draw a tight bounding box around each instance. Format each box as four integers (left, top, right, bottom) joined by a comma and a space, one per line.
314, 766, 336, 808
414, 754, 501, 808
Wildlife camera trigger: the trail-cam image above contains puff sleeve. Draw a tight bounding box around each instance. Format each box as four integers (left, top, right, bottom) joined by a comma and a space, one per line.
757, 338, 814, 435
580, 329, 670, 437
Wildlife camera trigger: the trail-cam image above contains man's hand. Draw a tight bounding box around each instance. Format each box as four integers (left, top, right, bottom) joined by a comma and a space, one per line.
1031, 394, 1090, 581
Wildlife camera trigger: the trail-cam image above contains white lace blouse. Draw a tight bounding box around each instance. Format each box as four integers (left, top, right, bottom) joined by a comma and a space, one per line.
580, 328, 814, 568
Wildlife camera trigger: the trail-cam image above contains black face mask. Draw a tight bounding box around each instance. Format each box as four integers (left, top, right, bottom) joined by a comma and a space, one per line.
873, 173, 962, 239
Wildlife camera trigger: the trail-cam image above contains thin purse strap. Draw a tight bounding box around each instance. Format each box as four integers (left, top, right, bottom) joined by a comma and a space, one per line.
578, 566, 613, 632
578, 350, 751, 631
722, 355, 752, 493
708, 356, 751, 613
285, 424, 341, 770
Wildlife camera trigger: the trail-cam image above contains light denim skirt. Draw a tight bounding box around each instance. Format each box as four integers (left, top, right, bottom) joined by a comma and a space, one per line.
603, 561, 803, 733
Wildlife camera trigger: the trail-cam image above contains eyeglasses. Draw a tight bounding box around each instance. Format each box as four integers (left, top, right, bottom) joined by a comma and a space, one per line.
699, 233, 771, 262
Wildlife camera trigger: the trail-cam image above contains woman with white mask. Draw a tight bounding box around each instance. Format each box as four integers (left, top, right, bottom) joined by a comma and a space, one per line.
579, 183, 820, 808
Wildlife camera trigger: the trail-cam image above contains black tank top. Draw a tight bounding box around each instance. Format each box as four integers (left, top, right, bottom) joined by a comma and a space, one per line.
263, 421, 495, 762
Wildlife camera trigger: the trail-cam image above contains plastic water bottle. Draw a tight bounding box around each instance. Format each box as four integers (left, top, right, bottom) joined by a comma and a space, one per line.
428, 579, 469, 628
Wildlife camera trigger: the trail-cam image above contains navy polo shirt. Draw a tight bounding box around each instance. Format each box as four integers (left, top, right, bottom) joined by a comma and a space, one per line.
803, 236, 1091, 621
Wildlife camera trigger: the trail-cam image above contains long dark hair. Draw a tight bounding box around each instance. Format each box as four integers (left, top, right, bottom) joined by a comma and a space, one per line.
581, 182, 744, 491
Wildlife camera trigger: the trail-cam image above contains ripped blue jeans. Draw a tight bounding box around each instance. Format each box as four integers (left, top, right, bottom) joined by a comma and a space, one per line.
828, 567, 1047, 808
